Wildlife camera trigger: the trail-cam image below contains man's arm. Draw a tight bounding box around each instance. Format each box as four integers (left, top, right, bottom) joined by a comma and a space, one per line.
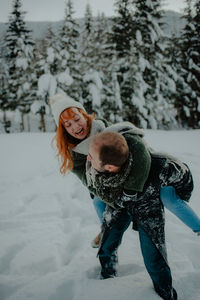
123, 134, 151, 192
115, 134, 151, 208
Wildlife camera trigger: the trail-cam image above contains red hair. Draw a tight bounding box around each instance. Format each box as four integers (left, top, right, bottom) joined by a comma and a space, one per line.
52, 107, 95, 174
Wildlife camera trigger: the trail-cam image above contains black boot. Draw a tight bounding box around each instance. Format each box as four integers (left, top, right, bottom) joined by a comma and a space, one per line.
172, 288, 178, 300
154, 284, 177, 300
100, 266, 117, 279
100, 251, 118, 279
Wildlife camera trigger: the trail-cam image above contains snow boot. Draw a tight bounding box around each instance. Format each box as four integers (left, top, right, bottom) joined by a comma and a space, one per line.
154, 285, 177, 300
91, 231, 101, 248
100, 267, 117, 279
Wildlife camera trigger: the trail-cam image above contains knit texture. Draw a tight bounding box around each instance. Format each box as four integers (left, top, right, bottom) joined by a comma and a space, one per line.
50, 93, 85, 126
86, 154, 133, 208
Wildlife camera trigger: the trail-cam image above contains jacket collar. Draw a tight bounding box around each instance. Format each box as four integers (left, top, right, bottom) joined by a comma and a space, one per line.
73, 119, 106, 155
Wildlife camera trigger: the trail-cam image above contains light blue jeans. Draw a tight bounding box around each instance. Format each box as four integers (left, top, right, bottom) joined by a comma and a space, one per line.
93, 186, 200, 233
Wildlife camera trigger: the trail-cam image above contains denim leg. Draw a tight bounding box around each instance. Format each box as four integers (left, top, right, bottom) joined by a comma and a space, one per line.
93, 196, 106, 223
160, 186, 200, 233
138, 226, 176, 300
98, 211, 132, 279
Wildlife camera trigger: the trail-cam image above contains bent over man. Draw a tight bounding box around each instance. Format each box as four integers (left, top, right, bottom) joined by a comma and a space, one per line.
86, 131, 194, 300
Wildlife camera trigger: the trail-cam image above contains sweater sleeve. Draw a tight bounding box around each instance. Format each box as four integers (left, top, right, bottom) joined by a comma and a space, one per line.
123, 134, 151, 192
71, 151, 87, 186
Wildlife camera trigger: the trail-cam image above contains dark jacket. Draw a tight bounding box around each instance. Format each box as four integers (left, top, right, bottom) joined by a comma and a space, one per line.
100, 151, 194, 262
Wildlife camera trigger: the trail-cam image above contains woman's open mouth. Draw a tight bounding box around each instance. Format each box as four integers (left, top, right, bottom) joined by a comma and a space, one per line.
75, 128, 84, 136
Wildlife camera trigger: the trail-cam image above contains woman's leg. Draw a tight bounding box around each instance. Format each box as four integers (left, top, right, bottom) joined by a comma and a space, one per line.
93, 196, 106, 223
92, 196, 106, 248
160, 186, 200, 233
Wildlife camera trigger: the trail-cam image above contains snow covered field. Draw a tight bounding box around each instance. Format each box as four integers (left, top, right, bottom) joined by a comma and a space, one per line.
0, 130, 200, 300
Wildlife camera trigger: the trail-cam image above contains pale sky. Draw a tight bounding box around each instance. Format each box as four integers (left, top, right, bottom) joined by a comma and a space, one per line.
0, 0, 186, 23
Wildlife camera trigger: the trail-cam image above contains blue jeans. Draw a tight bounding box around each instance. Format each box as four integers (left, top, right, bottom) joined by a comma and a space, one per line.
98, 210, 175, 299
93, 186, 200, 233
160, 186, 200, 233
93, 196, 106, 222
98, 209, 132, 279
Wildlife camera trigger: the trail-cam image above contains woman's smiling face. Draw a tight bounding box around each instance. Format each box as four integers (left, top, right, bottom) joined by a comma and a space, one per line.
60, 108, 89, 140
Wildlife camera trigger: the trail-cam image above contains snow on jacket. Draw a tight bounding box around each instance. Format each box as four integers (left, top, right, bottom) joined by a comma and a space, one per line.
96, 150, 194, 263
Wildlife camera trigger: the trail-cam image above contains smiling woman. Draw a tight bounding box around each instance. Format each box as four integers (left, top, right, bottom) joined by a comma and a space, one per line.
60, 108, 89, 140
50, 92, 104, 247
50, 93, 95, 173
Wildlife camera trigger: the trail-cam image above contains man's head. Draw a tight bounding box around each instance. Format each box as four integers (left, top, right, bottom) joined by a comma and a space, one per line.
87, 131, 129, 172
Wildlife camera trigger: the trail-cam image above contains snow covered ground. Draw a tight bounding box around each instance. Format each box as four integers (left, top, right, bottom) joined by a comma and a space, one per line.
0, 130, 200, 300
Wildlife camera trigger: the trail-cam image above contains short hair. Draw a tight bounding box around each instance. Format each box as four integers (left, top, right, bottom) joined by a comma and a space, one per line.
91, 131, 129, 167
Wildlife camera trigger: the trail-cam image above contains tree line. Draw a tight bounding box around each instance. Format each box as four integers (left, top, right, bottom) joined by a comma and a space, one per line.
0, 0, 199, 132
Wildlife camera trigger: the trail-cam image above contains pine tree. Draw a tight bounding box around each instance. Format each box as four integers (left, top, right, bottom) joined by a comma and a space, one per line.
79, 10, 121, 118
120, 41, 149, 128
33, 27, 58, 131
175, 0, 200, 128
129, 0, 177, 128
111, 0, 135, 92
192, 0, 200, 126
5, 0, 34, 60
95, 14, 123, 122
79, 3, 95, 72
79, 4, 104, 114
4, 0, 36, 130
111, 0, 139, 124
57, 0, 80, 100
38, 27, 60, 76
111, 0, 176, 128
0, 51, 8, 111
0, 51, 10, 132
112, 0, 134, 58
